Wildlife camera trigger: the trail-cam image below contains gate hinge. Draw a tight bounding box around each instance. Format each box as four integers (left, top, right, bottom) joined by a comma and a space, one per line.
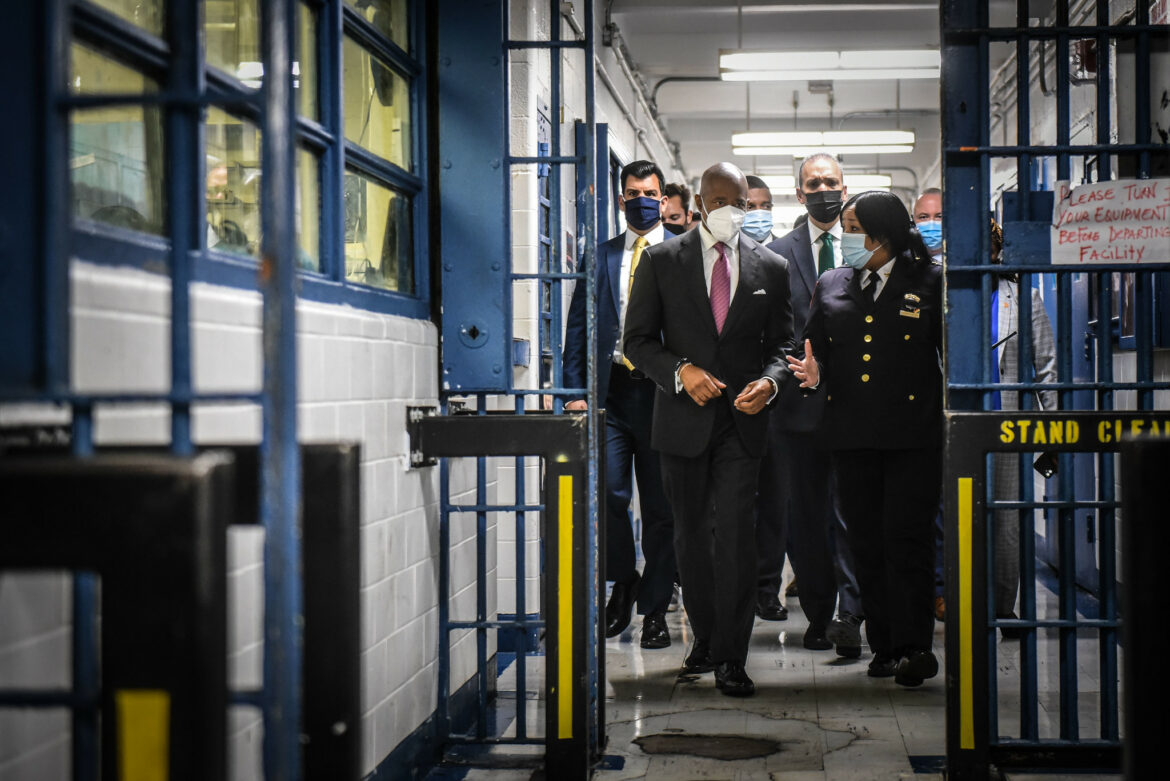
406, 405, 440, 468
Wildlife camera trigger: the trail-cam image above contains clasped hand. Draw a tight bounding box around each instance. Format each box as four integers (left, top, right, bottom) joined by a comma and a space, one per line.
680, 364, 771, 415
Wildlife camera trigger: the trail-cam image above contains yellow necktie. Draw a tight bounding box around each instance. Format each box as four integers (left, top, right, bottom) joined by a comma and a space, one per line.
622, 235, 649, 370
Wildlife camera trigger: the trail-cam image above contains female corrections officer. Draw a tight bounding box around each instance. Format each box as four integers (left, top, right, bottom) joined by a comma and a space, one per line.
787, 190, 943, 687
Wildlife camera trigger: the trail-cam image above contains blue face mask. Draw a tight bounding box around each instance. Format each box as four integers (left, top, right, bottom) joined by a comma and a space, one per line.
741, 210, 774, 241
840, 232, 882, 270
623, 196, 662, 231
917, 220, 943, 252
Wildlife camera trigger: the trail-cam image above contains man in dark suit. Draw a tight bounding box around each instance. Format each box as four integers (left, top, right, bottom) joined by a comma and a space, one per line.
623, 162, 795, 697
762, 154, 864, 656
563, 160, 677, 649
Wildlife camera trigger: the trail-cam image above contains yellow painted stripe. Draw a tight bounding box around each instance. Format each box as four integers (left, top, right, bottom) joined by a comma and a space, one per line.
116, 689, 170, 781
557, 474, 574, 739
958, 477, 974, 750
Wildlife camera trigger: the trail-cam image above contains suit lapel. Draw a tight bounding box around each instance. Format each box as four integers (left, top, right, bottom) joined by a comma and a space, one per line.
844, 267, 866, 306
606, 238, 623, 317
792, 231, 817, 294
683, 232, 718, 335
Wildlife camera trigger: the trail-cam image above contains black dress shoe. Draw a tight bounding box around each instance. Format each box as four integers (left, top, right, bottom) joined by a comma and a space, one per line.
604, 573, 640, 638
683, 638, 714, 674
894, 649, 939, 687
640, 611, 671, 649
826, 613, 863, 658
867, 653, 898, 678
755, 592, 788, 621
714, 661, 755, 697
802, 624, 833, 650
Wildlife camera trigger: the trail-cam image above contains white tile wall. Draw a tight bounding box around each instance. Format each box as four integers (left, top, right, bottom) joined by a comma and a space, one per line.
0, 260, 494, 780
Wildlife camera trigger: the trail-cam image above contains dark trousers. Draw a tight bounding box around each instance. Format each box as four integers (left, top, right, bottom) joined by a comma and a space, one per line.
660, 402, 760, 664
604, 364, 676, 615
832, 447, 941, 657
829, 471, 864, 618
764, 430, 839, 629
755, 430, 788, 599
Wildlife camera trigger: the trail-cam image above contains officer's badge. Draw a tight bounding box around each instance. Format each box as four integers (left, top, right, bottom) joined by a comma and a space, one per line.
900, 293, 921, 319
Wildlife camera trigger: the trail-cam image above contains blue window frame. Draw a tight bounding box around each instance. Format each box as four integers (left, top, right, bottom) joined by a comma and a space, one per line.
67, 0, 429, 320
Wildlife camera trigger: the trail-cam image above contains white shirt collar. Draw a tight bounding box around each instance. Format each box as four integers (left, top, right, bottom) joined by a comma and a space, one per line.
807, 219, 842, 245
625, 222, 665, 249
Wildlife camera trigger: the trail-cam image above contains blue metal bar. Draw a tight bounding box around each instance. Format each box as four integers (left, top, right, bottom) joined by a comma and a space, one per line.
259, 0, 303, 777
446, 620, 546, 630
0, 691, 97, 707
71, 400, 98, 781
948, 264, 1170, 273
229, 689, 266, 708
513, 397, 528, 740
944, 143, 1165, 154
581, 0, 601, 757
1095, 2, 1112, 182
44, 0, 70, 402
505, 40, 586, 50
476, 398, 488, 739
1135, 1, 1152, 178
1054, 1, 1070, 182
0, 391, 266, 403
944, 24, 1169, 39
952, 381, 1170, 391
166, 0, 201, 458
437, 416, 452, 736
321, 0, 343, 282
511, 272, 588, 280
341, 3, 419, 79
507, 156, 585, 165
72, 0, 170, 71
343, 143, 424, 194
991, 500, 1118, 510
450, 504, 545, 513
61, 91, 257, 108
991, 618, 1120, 629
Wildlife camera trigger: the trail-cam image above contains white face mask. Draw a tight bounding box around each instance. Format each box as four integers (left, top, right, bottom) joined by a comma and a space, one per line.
700, 202, 746, 243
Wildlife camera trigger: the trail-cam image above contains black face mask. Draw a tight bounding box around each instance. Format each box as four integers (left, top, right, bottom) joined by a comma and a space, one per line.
802, 189, 844, 224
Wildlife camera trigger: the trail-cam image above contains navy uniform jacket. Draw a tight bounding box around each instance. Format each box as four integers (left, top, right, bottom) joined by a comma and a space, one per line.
804, 252, 943, 451
622, 228, 795, 458
766, 224, 827, 433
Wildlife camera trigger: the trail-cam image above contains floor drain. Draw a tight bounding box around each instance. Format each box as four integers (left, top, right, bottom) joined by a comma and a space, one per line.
633, 733, 781, 760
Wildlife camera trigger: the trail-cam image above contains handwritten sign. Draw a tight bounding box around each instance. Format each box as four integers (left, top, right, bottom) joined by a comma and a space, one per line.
1050, 178, 1170, 264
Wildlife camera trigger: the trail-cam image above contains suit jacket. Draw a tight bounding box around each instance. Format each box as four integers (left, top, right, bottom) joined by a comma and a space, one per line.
766, 224, 827, 433
562, 232, 629, 405
622, 228, 795, 458
804, 252, 943, 451
995, 277, 1058, 412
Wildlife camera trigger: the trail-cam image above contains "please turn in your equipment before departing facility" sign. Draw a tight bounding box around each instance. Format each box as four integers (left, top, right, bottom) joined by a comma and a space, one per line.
1051, 178, 1170, 264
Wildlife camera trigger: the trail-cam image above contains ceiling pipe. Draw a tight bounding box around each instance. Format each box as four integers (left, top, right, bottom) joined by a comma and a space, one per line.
563, 3, 687, 177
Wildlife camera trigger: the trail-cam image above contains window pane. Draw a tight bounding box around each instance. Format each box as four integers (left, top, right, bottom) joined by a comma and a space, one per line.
89, 0, 164, 36
70, 44, 165, 236
344, 171, 413, 293
297, 2, 318, 119
206, 108, 262, 257
343, 37, 411, 170
346, 0, 409, 53
205, 109, 319, 270
297, 148, 321, 272
206, 0, 261, 85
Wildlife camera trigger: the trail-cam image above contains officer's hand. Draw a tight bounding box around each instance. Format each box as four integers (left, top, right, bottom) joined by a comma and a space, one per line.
785, 339, 820, 388
680, 363, 726, 406
565, 400, 588, 411
734, 379, 772, 415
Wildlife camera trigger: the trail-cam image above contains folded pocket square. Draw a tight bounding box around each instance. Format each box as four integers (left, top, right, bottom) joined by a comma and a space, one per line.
752, 288, 767, 295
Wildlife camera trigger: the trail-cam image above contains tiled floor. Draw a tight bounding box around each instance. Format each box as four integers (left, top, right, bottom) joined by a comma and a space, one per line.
427, 584, 1125, 780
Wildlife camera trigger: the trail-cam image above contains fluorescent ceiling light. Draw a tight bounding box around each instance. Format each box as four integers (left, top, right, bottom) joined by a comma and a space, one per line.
722, 68, 938, 82
734, 130, 915, 147
734, 145, 915, 157
721, 50, 939, 71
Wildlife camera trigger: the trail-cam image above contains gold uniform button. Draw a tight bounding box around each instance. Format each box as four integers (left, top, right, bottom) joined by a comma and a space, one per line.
909, 394, 915, 400
863, 354, 871, 361
827, 395, 832, 401
904, 334, 910, 341
861, 374, 870, 382
865, 315, 874, 323
864, 335, 872, 343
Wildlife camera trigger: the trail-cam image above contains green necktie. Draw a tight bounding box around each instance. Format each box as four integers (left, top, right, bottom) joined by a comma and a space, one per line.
817, 233, 835, 275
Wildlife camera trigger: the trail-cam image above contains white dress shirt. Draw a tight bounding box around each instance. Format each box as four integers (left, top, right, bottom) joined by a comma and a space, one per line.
698, 223, 740, 304
865, 256, 897, 300
614, 223, 666, 364
807, 220, 843, 271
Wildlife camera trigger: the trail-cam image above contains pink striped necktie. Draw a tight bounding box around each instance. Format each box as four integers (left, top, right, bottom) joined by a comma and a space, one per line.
710, 242, 731, 334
